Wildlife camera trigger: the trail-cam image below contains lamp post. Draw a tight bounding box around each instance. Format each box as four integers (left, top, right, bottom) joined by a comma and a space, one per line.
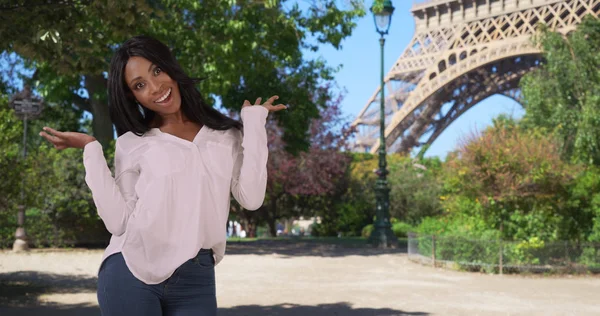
368, 0, 398, 248
9, 85, 44, 252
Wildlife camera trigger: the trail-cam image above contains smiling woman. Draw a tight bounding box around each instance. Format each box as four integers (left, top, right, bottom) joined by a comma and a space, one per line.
38, 35, 287, 316
106, 35, 247, 140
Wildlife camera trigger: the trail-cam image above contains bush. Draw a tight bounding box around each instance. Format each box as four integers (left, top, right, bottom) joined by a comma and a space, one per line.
441, 116, 578, 241
361, 221, 415, 239
392, 221, 414, 238
361, 224, 373, 238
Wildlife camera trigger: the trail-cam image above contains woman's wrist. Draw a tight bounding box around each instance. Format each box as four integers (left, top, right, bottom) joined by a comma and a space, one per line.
83, 138, 98, 148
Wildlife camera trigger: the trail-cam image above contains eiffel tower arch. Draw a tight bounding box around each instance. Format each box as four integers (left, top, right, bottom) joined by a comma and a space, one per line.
352, 0, 600, 154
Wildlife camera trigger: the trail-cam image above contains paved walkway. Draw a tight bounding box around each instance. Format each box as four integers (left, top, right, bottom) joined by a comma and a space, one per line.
0, 241, 599, 315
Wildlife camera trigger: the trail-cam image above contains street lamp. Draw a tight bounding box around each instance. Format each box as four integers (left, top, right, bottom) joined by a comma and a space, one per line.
9, 85, 44, 252
368, 0, 398, 248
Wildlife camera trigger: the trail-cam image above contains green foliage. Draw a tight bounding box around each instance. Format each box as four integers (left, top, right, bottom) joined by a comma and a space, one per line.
21, 140, 111, 247
579, 246, 600, 269
311, 152, 376, 237
0, 96, 23, 211
442, 116, 574, 240
0, 97, 110, 248
361, 223, 373, 238
315, 151, 443, 237
564, 167, 600, 242
388, 155, 443, 225
2, 0, 366, 153
391, 221, 414, 238
360, 221, 415, 239
416, 212, 499, 240
509, 237, 545, 265
521, 16, 600, 165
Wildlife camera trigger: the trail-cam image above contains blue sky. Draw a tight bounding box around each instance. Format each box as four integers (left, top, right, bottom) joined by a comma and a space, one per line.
303, 0, 524, 159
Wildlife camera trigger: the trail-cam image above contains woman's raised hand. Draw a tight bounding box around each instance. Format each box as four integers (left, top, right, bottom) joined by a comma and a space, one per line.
39, 127, 97, 150
243, 95, 287, 112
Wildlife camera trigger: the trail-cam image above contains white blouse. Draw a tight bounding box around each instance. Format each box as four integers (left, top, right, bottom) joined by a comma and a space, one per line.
82, 105, 268, 284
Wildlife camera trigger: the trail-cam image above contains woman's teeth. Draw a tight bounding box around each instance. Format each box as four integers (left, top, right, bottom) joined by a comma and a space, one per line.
155, 88, 172, 103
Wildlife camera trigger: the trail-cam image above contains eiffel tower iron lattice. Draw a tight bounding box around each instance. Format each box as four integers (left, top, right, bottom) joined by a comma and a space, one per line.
351, 0, 600, 154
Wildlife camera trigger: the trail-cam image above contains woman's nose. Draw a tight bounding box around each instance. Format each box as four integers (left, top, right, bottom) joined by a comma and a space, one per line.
148, 80, 161, 95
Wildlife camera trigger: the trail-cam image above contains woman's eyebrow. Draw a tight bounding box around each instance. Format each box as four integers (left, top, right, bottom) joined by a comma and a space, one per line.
129, 63, 156, 86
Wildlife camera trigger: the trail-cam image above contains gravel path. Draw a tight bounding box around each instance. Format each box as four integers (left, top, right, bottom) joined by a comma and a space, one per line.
0, 241, 599, 316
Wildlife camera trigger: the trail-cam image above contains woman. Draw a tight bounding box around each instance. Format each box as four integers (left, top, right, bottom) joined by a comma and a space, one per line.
39, 35, 286, 316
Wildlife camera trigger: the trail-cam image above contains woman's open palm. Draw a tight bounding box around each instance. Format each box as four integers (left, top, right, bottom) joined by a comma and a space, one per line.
39, 127, 97, 150
243, 95, 287, 112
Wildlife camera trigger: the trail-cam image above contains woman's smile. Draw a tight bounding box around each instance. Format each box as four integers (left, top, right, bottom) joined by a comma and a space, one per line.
154, 88, 173, 106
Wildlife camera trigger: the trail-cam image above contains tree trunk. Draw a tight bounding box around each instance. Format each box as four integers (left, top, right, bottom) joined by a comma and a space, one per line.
268, 218, 277, 237
85, 74, 112, 148
267, 197, 278, 237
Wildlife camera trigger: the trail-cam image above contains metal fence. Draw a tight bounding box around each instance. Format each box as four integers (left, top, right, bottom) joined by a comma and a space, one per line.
407, 233, 600, 274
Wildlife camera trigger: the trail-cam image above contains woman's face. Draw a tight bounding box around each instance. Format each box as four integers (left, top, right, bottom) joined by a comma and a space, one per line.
124, 56, 182, 117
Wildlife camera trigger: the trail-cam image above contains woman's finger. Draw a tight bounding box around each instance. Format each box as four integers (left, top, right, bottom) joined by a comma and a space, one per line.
263, 104, 287, 112
271, 104, 288, 112
264, 95, 279, 105
40, 130, 59, 143
242, 100, 251, 107
42, 126, 64, 137
254, 97, 262, 105
40, 131, 64, 147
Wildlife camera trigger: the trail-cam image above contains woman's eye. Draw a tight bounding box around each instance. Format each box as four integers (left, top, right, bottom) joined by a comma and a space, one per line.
154, 67, 162, 75
135, 82, 145, 90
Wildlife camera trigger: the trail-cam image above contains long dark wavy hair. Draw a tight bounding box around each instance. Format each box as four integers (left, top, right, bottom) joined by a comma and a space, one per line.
108, 35, 242, 137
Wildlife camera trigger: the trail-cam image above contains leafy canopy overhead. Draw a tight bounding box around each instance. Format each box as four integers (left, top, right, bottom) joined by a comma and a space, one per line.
1, 0, 369, 153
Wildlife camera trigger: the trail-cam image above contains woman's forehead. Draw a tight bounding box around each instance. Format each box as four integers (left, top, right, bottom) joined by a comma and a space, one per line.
124, 56, 154, 81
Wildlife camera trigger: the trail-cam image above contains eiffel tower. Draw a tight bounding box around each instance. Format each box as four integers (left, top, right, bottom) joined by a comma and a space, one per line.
352, 0, 600, 154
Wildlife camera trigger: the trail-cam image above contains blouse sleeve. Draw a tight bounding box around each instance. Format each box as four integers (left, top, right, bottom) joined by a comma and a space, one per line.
230, 106, 269, 210
83, 138, 140, 236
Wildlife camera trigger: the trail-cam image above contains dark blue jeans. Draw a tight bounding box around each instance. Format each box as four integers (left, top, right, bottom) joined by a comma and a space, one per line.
97, 249, 216, 316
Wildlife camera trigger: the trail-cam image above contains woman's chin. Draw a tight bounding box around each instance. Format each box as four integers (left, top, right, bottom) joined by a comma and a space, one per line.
152, 99, 182, 114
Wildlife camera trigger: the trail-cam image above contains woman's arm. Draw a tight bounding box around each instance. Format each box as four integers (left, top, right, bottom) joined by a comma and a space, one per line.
83, 138, 139, 235
230, 106, 269, 210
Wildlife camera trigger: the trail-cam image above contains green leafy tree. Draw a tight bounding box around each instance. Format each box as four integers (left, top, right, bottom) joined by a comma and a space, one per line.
521, 16, 600, 165
0, 95, 106, 247
0, 97, 23, 246
1, 0, 365, 153
388, 155, 443, 225
443, 117, 575, 240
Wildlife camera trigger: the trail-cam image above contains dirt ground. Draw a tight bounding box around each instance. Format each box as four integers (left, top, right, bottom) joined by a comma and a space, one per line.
0, 240, 599, 316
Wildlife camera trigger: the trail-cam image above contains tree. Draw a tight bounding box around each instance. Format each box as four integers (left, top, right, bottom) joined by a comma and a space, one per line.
521, 16, 600, 165
0, 90, 109, 247
0, 97, 23, 212
314, 152, 444, 237
387, 155, 443, 225
443, 116, 575, 240
234, 86, 352, 237
1, 0, 365, 152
